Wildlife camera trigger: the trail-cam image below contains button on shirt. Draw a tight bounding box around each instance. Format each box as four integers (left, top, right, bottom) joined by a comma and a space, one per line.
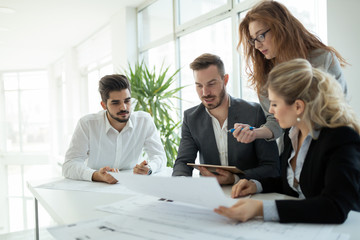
62, 110, 166, 181
206, 110, 229, 166
205, 98, 240, 183
286, 127, 319, 199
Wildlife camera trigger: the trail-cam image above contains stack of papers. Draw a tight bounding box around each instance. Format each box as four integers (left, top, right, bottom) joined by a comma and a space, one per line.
109, 172, 239, 209
37, 174, 349, 240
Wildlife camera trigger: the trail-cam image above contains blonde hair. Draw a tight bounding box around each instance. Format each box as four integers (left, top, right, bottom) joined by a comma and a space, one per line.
238, 0, 347, 95
267, 59, 360, 136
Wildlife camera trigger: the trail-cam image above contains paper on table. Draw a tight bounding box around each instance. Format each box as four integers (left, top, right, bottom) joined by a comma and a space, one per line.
48, 212, 340, 240
97, 194, 235, 226
29, 175, 137, 195
95, 195, 337, 240
45, 189, 352, 240
109, 172, 238, 209
48, 213, 237, 240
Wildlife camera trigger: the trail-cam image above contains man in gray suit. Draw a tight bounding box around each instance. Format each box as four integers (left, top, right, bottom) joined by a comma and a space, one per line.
172, 53, 279, 185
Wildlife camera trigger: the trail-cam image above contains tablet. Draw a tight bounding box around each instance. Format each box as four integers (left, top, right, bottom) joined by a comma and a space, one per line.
187, 163, 245, 174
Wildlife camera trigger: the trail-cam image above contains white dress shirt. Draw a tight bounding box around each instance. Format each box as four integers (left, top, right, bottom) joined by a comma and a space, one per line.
62, 110, 166, 181
207, 112, 229, 166
205, 98, 240, 183
286, 127, 319, 199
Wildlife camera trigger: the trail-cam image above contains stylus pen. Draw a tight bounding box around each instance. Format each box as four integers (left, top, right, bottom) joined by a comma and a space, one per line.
228, 126, 254, 133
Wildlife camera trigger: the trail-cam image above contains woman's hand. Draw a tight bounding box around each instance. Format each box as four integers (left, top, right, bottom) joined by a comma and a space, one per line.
214, 199, 263, 222
232, 124, 274, 143
232, 123, 257, 143
231, 179, 257, 198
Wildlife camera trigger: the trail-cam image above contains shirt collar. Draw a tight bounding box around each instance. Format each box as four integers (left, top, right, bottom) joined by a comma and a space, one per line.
288, 126, 299, 140
312, 128, 320, 139
205, 107, 211, 117
288, 126, 321, 141
104, 110, 134, 133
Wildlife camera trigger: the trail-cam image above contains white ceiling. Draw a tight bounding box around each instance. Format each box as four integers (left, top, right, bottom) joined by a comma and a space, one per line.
0, 0, 145, 71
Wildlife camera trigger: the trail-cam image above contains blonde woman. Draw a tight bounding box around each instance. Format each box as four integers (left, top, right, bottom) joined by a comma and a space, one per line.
215, 59, 360, 223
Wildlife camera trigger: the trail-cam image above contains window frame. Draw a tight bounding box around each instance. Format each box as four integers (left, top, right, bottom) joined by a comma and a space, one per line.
137, 0, 328, 116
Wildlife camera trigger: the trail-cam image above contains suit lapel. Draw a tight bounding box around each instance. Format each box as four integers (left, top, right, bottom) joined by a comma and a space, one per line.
281, 129, 301, 197
227, 96, 241, 166
299, 137, 317, 197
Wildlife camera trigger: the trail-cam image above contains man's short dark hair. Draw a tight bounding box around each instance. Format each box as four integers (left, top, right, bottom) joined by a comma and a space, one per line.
189, 53, 225, 77
98, 74, 131, 103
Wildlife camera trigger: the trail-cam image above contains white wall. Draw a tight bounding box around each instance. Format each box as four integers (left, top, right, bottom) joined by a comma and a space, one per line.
327, 0, 360, 116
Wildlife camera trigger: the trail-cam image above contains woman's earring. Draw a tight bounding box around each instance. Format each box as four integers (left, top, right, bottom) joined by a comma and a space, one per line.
296, 117, 301, 122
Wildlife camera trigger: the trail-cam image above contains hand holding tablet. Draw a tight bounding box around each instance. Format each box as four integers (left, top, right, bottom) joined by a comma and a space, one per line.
187, 163, 245, 174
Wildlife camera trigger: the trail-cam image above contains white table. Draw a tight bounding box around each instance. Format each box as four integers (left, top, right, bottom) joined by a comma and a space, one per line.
28, 181, 360, 240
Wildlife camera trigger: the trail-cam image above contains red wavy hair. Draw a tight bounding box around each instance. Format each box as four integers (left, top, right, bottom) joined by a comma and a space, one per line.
238, 0, 347, 95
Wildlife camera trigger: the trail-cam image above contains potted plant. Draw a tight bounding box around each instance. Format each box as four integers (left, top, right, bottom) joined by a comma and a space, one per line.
124, 61, 184, 167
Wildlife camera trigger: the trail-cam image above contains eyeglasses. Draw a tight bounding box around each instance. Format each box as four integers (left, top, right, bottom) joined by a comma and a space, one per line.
248, 29, 271, 46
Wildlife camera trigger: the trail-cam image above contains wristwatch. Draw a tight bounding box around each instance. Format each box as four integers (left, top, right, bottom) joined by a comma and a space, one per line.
147, 166, 152, 175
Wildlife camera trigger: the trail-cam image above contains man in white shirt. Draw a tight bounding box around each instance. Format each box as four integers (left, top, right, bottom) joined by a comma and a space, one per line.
63, 74, 166, 184
172, 53, 279, 184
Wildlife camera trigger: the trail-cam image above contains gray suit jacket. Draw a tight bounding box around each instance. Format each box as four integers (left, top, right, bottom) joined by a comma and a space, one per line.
172, 96, 279, 180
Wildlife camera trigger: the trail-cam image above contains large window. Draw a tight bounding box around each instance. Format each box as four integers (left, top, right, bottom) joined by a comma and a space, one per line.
278, 0, 325, 40
138, 0, 173, 48
0, 70, 54, 234
87, 59, 114, 114
2, 71, 50, 152
179, 18, 233, 111
77, 26, 113, 115
137, 0, 327, 116
140, 41, 176, 70
178, 0, 228, 24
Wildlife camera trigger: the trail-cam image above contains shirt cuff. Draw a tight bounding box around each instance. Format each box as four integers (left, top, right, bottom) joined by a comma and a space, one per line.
148, 162, 159, 174
84, 169, 97, 182
250, 179, 263, 193
262, 200, 280, 222
233, 174, 240, 184
262, 123, 283, 141
260, 124, 276, 141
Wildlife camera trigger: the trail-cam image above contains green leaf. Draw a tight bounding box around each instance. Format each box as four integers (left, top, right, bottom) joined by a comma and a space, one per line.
123, 60, 184, 167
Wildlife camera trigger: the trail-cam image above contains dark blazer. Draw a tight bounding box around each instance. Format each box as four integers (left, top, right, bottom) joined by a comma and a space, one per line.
260, 127, 360, 223
172, 96, 279, 180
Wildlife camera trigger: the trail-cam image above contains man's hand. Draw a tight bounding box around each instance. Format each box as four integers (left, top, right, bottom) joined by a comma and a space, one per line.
92, 166, 118, 184
214, 199, 263, 222
231, 179, 257, 198
133, 160, 150, 175
199, 167, 235, 185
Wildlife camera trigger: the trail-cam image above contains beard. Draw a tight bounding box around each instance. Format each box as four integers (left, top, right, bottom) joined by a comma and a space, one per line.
107, 109, 130, 123
202, 87, 226, 110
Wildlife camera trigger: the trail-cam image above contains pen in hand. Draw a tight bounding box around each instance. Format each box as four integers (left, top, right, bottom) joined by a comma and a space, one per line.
228, 126, 254, 133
